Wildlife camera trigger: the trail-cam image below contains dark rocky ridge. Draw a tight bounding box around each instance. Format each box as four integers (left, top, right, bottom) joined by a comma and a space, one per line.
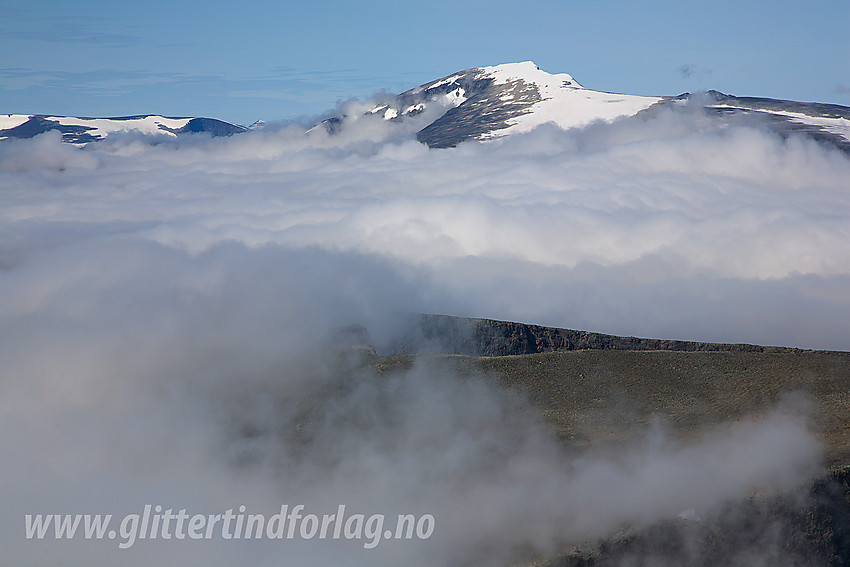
387, 313, 824, 357
160, 117, 248, 137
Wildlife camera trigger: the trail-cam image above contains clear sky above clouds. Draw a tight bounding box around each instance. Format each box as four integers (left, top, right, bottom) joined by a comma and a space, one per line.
1, 0, 849, 125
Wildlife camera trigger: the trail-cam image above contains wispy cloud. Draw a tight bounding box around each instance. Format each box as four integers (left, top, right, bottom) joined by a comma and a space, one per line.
0, 68, 186, 94
0, 4, 142, 47
4, 27, 141, 47
677, 63, 712, 83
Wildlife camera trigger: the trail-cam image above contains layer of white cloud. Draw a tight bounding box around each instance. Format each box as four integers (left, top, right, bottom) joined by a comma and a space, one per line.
3, 103, 849, 347
0, 102, 844, 563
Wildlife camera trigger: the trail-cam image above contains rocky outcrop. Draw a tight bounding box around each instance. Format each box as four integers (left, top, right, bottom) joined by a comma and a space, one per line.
414, 70, 542, 148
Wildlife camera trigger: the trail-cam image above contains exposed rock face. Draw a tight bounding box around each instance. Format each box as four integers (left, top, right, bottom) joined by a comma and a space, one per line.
413, 69, 543, 148
387, 314, 809, 357
318, 66, 546, 148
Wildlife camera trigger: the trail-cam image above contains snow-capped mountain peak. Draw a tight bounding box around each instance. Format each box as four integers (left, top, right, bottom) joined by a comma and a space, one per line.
355, 62, 850, 151
357, 62, 661, 147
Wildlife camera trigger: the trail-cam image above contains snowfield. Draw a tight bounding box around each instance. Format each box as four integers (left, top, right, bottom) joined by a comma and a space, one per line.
477, 61, 662, 136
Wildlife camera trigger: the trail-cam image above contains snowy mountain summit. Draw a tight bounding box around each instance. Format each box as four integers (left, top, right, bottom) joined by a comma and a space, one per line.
354, 61, 850, 151
375, 61, 662, 147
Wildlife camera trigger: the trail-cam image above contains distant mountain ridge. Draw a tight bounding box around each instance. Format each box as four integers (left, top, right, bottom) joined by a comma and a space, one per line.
4, 62, 850, 151
0, 114, 247, 144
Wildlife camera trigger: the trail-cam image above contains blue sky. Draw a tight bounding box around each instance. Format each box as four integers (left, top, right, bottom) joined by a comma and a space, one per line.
2, 0, 848, 126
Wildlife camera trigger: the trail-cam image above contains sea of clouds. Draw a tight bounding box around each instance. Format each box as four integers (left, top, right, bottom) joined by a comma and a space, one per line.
1, 99, 847, 564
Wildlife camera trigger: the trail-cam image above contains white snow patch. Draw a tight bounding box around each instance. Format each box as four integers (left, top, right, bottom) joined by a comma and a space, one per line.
0, 114, 31, 131
368, 104, 389, 115
426, 73, 464, 91
443, 88, 467, 107
54, 116, 192, 141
